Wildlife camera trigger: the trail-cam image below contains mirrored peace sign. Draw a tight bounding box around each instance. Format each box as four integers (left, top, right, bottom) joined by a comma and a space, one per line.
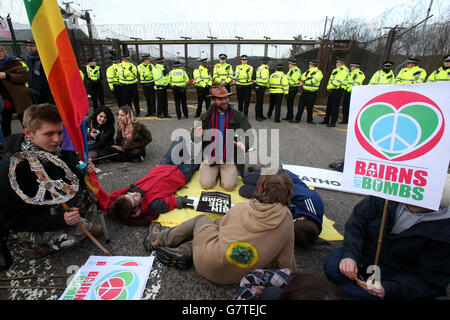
9, 151, 79, 205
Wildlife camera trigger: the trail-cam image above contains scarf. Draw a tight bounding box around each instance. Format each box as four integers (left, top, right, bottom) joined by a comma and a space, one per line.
21, 135, 62, 163
208, 105, 232, 165
26, 51, 42, 76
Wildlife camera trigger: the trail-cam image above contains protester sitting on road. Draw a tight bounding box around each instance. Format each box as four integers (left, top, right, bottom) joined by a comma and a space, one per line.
0, 103, 102, 259
192, 85, 252, 191
108, 137, 196, 226
110, 106, 152, 162
85, 106, 116, 160
239, 166, 324, 248
323, 176, 450, 300
0, 45, 32, 137
143, 169, 297, 285
235, 268, 343, 300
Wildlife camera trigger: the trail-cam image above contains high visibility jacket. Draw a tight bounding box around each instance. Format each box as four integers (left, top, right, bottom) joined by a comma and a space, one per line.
286, 66, 302, 88
300, 67, 323, 92
153, 63, 169, 89
21, 61, 29, 88
193, 65, 212, 88
345, 68, 365, 92
327, 65, 349, 90
213, 63, 233, 85
79, 70, 84, 82
369, 69, 395, 85
106, 64, 120, 90
427, 67, 450, 83
86, 65, 102, 82
269, 71, 289, 94
169, 68, 189, 87
395, 66, 426, 84
255, 64, 270, 88
138, 63, 154, 85
234, 64, 253, 85
118, 61, 138, 85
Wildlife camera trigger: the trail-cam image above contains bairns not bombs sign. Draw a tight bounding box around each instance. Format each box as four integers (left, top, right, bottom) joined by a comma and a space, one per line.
343, 83, 450, 210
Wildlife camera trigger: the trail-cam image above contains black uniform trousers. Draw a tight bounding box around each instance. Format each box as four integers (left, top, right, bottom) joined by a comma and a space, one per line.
296, 90, 318, 123
87, 80, 105, 113
341, 91, 351, 124
142, 82, 156, 116
112, 84, 123, 107
121, 83, 140, 116
284, 87, 298, 120
267, 93, 284, 122
323, 89, 344, 125
172, 86, 188, 119
156, 87, 169, 117
236, 84, 252, 117
254, 85, 266, 120
195, 86, 211, 117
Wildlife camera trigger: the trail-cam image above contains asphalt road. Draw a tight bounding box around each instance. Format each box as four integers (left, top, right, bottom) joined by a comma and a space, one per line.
0, 96, 447, 301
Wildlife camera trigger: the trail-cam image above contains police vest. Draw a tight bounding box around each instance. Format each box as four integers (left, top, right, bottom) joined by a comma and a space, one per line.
427, 67, 450, 83
286, 67, 302, 87
138, 63, 154, 84
234, 64, 253, 85
327, 65, 349, 90
395, 66, 426, 84
106, 64, 119, 90
301, 67, 323, 92
169, 68, 189, 87
193, 65, 212, 88
269, 71, 289, 94
119, 61, 138, 85
86, 65, 101, 81
345, 68, 365, 92
213, 63, 233, 84
153, 64, 169, 88
369, 70, 395, 85
255, 64, 270, 87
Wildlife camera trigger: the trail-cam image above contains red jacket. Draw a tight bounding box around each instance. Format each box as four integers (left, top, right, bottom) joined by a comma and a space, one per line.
107, 165, 186, 226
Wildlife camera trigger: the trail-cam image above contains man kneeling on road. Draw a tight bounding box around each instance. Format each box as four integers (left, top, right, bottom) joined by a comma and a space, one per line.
0, 104, 101, 259
143, 169, 297, 285
107, 137, 197, 226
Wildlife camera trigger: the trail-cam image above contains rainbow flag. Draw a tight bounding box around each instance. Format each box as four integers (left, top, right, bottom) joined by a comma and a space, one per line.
23, 0, 109, 206
24, 0, 88, 161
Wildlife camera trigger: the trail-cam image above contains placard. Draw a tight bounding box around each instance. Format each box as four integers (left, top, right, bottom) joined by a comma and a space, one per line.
196, 191, 231, 214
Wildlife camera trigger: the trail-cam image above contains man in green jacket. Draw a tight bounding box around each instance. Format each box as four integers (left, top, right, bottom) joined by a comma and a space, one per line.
153, 57, 170, 118
169, 61, 189, 119
283, 59, 301, 122
341, 62, 365, 124
193, 58, 212, 117
234, 55, 253, 117
427, 55, 450, 83
254, 57, 270, 122
395, 57, 426, 84
295, 59, 323, 124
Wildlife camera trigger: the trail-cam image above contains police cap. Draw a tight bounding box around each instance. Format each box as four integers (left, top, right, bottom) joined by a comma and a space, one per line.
288, 59, 297, 65
219, 53, 227, 59
444, 55, 450, 62
240, 55, 248, 60
173, 61, 182, 67
155, 57, 165, 63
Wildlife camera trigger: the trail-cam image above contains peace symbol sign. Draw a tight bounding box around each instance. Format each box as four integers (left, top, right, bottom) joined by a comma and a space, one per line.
8, 151, 79, 205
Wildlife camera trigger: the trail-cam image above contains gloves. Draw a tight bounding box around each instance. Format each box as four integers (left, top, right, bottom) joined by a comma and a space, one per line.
176, 196, 194, 209
188, 79, 194, 84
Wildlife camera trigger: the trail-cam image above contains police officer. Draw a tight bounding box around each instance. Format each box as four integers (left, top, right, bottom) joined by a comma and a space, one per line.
284, 58, 301, 122
119, 54, 140, 116
213, 53, 233, 93
86, 57, 105, 113
169, 61, 189, 119
153, 57, 170, 118
138, 54, 156, 116
106, 57, 122, 107
193, 58, 212, 118
267, 63, 289, 123
369, 60, 395, 85
395, 57, 427, 84
321, 57, 349, 127
341, 62, 365, 124
234, 55, 253, 117
427, 55, 450, 83
254, 57, 270, 122
295, 59, 323, 124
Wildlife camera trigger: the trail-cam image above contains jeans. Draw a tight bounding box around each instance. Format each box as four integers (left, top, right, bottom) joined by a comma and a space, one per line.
160, 136, 196, 183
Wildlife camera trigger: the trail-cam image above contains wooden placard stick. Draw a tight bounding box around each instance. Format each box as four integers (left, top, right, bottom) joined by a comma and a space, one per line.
372, 199, 389, 285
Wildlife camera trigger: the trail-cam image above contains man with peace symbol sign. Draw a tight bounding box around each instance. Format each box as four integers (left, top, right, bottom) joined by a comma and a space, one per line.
0, 104, 102, 259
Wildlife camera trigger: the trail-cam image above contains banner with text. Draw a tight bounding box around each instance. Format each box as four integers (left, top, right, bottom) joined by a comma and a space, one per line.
343, 83, 450, 210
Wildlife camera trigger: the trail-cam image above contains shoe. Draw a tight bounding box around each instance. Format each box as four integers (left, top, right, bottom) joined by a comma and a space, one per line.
261, 116, 267, 120
89, 224, 103, 237
320, 121, 328, 125
157, 114, 164, 119
339, 121, 348, 124
194, 114, 201, 118
184, 115, 189, 118
164, 114, 172, 118
329, 160, 344, 169
282, 117, 290, 121
294, 119, 301, 123
156, 246, 192, 270
145, 113, 156, 117
267, 113, 271, 119
255, 118, 263, 122
274, 120, 281, 123
307, 121, 316, 125
289, 119, 294, 123
143, 222, 163, 252
327, 123, 335, 127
